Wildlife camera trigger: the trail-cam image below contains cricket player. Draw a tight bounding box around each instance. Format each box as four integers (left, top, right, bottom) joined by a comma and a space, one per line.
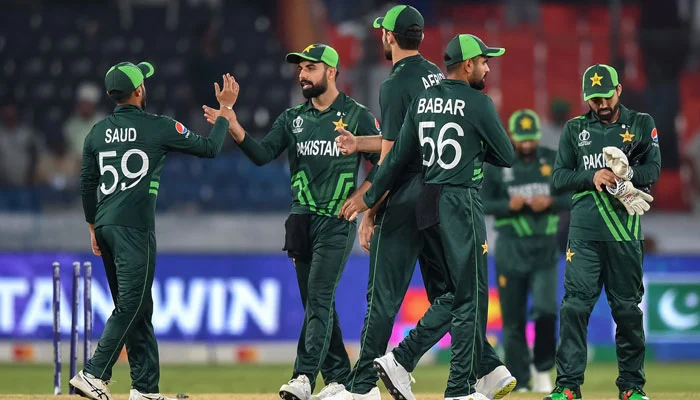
341, 34, 516, 400
545, 64, 660, 400
326, 5, 454, 400
72, 62, 238, 400
203, 44, 380, 400
481, 109, 571, 393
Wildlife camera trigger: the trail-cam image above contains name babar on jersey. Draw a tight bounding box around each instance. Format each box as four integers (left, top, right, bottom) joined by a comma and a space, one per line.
293, 113, 344, 157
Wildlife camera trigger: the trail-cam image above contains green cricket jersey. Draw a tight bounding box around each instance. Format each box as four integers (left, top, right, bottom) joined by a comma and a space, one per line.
237, 92, 380, 216
80, 104, 230, 230
375, 54, 444, 185
482, 147, 571, 238
365, 79, 515, 205
552, 105, 661, 241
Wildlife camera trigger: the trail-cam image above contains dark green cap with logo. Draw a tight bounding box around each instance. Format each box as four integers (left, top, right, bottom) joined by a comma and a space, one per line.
444, 34, 505, 66
508, 109, 542, 142
582, 63, 619, 101
286, 44, 340, 69
104, 61, 155, 96
373, 5, 424, 38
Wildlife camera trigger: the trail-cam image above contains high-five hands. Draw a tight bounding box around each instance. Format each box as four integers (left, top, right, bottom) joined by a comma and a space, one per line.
215, 73, 239, 111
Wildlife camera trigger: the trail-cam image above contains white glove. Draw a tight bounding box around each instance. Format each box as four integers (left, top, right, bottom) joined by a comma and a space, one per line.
603, 146, 633, 180
606, 179, 654, 215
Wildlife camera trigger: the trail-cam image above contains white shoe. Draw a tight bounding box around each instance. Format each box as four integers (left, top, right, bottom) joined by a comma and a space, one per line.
311, 382, 346, 400
531, 366, 554, 393
324, 387, 381, 400
280, 375, 312, 400
69, 370, 113, 400
474, 365, 517, 400
373, 352, 416, 400
445, 393, 490, 400
129, 389, 177, 400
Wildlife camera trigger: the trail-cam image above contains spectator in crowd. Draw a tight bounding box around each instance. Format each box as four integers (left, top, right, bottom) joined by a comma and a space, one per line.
35, 133, 81, 208
0, 98, 42, 210
539, 98, 570, 150
64, 83, 105, 157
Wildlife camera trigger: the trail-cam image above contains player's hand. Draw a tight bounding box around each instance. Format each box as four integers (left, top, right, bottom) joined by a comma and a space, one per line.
606, 179, 654, 215
215, 73, 239, 108
509, 195, 526, 211
335, 128, 358, 156
88, 224, 101, 256
358, 211, 376, 253
527, 195, 553, 212
603, 146, 632, 180
593, 169, 618, 192
339, 194, 370, 221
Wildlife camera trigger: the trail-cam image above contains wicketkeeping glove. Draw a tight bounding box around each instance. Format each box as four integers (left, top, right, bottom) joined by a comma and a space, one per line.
606, 179, 654, 215
603, 146, 633, 180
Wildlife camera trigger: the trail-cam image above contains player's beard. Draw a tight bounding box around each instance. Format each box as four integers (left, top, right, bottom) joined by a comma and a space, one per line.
592, 103, 620, 122
516, 146, 535, 161
383, 42, 392, 60
301, 77, 328, 99
469, 70, 486, 91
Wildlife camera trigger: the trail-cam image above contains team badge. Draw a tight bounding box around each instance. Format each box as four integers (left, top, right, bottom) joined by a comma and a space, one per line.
175, 121, 188, 135
540, 163, 552, 177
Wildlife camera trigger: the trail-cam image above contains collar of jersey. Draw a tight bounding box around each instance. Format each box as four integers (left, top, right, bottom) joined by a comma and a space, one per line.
391, 54, 424, 73
301, 91, 346, 113
113, 104, 144, 113
585, 103, 631, 125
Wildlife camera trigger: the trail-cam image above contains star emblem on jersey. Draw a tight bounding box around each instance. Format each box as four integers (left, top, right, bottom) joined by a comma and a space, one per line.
499, 274, 507, 288
566, 248, 575, 262
482, 240, 488, 255
520, 117, 533, 130
540, 163, 552, 176
332, 117, 348, 131
303, 44, 316, 53
620, 129, 635, 142
590, 72, 603, 86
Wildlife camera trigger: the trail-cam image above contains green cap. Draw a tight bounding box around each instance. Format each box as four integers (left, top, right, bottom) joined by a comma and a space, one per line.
582, 63, 619, 101
444, 34, 505, 66
508, 109, 542, 142
373, 5, 424, 37
104, 61, 155, 94
285, 44, 340, 69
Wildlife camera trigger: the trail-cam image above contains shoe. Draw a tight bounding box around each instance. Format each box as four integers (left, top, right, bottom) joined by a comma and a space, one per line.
373, 352, 416, 400
543, 386, 582, 400
69, 370, 113, 400
531, 366, 554, 393
129, 389, 177, 400
475, 365, 517, 399
620, 388, 650, 400
324, 387, 381, 400
280, 375, 312, 400
445, 393, 490, 400
310, 382, 346, 400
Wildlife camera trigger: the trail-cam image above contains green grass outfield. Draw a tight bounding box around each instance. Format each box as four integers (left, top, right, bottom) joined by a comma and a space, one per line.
1, 362, 699, 399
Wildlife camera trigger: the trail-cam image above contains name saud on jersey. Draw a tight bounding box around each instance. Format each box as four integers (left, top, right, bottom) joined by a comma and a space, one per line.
296, 140, 342, 157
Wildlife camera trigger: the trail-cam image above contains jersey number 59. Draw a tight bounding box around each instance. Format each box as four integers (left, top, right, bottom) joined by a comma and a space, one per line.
99, 149, 150, 195
418, 121, 464, 170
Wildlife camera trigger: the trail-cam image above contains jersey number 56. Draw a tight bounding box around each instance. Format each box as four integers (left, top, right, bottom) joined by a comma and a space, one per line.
418, 121, 464, 170
98, 149, 150, 195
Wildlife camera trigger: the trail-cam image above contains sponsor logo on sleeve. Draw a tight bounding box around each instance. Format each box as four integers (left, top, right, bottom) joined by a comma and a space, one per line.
175, 121, 188, 135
